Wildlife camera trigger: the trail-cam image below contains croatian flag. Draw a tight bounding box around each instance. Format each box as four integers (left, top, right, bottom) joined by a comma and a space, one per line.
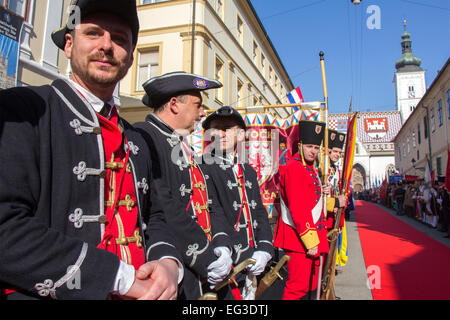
287, 86, 304, 111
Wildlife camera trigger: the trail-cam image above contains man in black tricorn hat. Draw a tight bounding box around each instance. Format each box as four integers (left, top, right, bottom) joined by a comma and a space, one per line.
273, 120, 346, 300
135, 72, 234, 300
0, 0, 182, 300
202, 106, 274, 299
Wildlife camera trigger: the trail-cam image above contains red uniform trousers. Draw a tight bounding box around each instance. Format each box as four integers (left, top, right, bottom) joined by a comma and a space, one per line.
283, 250, 324, 300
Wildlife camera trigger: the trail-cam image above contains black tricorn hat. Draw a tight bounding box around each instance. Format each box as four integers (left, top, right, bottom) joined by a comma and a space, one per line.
328, 129, 346, 149
299, 120, 325, 146
202, 106, 246, 130
141, 71, 222, 109
438, 176, 446, 183
51, 0, 139, 50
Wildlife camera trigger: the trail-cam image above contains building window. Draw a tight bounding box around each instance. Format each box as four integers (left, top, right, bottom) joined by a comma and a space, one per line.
431, 107, 436, 132
412, 130, 416, 148
437, 100, 443, 127
407, 137, 410, 153
268, 66, 273, 86
252, 41, 258, 65
423, 116, 428, 139
1, 0, 28, 18
236, 79, 243, 108
447, 90, 450, 119
417, 123, 421, 144
436, 157, 442, 176
236, 15, 244, 46
214, 0, 223, 19
215, 57, 224, 102
417, 150, 419, 162
260, 53, 266, 74
252, 96, 258, 106
408, 85, 415, 98
136, 49, 159, 92
247, 84, 253, 106
397, 146, 401, 161
275, 76, 279, 95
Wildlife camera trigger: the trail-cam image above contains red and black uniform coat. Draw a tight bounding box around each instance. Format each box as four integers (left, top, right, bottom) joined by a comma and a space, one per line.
135, 115, 231, 300
0, 79, 181, 300
273, 154, 335, 299
203, 157, 273, 265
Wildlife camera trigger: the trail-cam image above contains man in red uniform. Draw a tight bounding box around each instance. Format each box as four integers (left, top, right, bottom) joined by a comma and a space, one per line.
273, 120, 346, 300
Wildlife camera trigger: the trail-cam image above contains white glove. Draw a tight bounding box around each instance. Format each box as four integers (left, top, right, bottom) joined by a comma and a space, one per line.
247, 251, 272, 276
207, 247, 232, 286
241, 274, 257, 300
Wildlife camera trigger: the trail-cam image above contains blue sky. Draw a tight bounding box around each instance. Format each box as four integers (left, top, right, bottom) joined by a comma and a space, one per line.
250, 0, 450, 114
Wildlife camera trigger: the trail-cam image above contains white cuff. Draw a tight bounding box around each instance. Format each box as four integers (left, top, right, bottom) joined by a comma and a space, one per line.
111, 261, 135, 296
159, 256, 184, 284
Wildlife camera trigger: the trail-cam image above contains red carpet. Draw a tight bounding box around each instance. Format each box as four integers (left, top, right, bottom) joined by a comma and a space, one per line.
355, 200, 450, 300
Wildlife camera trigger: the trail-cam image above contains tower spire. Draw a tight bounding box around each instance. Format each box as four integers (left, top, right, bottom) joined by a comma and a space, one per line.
395, 20, 422, 72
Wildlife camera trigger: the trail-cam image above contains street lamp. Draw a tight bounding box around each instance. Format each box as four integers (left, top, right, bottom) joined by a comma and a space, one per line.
351, 0, 361, 5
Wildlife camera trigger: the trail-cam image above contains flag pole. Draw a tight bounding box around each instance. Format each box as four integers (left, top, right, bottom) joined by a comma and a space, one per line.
204, 102, 325, 115
317, 51, 329, 300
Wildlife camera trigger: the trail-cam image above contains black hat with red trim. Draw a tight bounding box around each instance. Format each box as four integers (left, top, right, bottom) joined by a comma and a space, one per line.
328, 129, 346, 149
298, 120, 325, 146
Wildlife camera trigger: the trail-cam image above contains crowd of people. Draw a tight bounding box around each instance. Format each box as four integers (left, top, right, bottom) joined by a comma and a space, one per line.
356, 178, 450, 238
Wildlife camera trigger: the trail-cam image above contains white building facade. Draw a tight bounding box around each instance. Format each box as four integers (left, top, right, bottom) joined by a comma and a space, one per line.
393, 22, 426, 123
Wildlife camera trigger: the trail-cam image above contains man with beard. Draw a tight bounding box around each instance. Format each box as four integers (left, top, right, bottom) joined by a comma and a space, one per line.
273, 121, 347, 300
202, 106, 274, 300
0, 0, 181, 300
135, 73, 233, 300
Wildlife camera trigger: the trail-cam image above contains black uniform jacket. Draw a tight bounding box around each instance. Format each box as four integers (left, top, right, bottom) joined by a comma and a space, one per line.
0, 79, 181, 300
203, 156, 274, 264
135, 115, 231, 299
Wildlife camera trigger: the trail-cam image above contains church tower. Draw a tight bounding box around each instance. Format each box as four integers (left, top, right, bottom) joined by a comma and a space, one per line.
394, 20, 426, 123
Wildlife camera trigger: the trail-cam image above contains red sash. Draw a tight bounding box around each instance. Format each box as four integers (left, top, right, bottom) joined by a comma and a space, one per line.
96, 107, 145, 270
183, 143, 212, 241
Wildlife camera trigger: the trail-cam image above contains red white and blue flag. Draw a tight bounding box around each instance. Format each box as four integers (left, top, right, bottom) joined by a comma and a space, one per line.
286, 86, 304, 111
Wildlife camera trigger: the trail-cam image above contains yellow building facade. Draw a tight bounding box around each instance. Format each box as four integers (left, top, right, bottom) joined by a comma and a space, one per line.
9, 0, 293, 124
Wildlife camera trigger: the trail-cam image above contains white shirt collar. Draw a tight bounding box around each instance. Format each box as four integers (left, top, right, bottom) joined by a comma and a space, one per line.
69, 79, 116, 113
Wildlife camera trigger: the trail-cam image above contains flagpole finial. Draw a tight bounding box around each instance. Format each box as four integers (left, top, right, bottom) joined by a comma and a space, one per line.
319, 51, 324, 60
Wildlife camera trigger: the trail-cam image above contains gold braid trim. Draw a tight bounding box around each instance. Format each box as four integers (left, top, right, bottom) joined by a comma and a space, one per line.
326, 197, 336, 212
299, 223, 320, 250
